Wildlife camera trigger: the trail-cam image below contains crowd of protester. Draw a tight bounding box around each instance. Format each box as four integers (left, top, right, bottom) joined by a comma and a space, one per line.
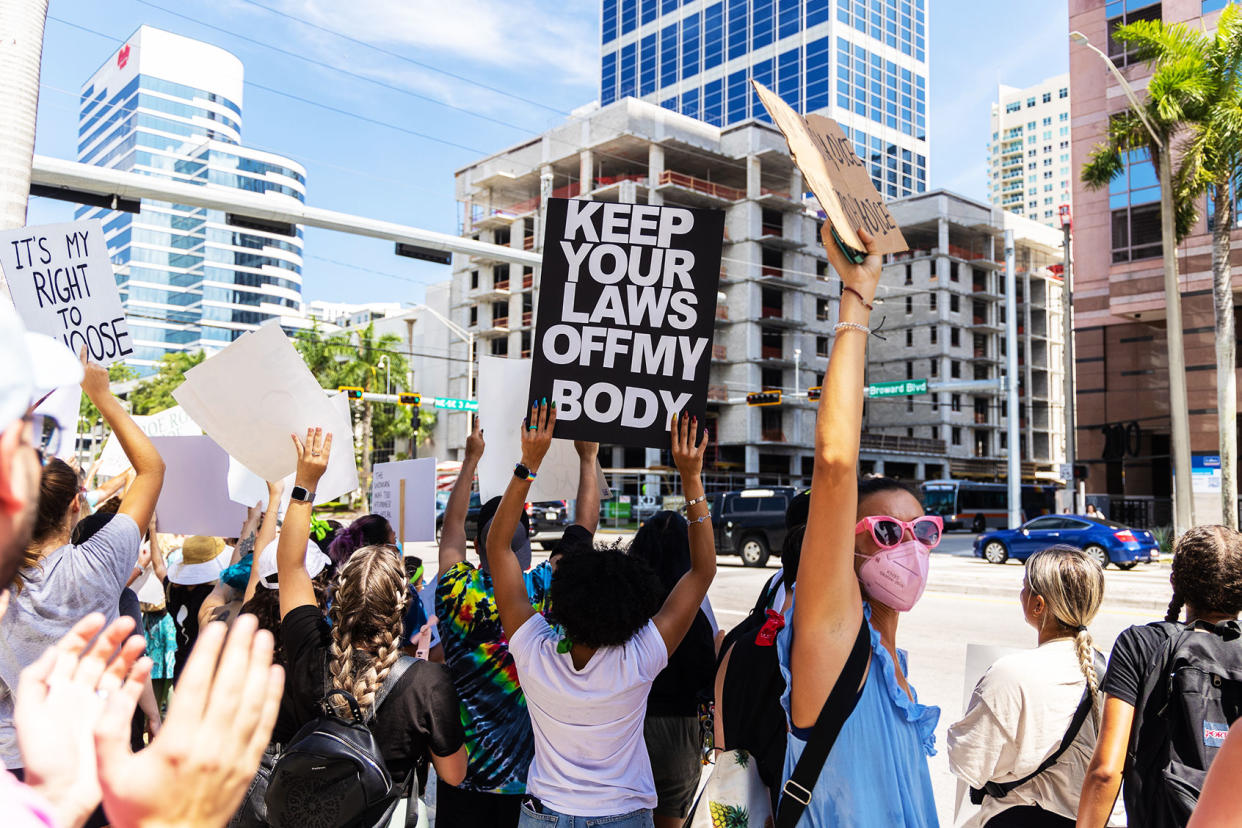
2, 223, 1241, 828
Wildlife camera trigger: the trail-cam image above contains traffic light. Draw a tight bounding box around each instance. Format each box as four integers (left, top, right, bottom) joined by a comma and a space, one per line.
807, 386, 822, 402
747, 390, 782, 407
1074, 464, 1089, 482
398, 392, 421, 407
338, 386, 364, 399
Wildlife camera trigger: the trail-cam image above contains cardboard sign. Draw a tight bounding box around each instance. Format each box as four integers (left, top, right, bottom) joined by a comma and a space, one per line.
478, 355, 611, 502
751, 82, 907, 256
147, 435, 248, 536
0, 219, 134, 365
527, 199, 723, 448
95, 405, 202, 478
371, 458, 436, 543
172, 322, 359, 498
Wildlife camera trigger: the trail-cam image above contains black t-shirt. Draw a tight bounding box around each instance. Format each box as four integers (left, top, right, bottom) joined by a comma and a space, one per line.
166, 582, 214, 680
647, 609, 715, 717
280, 605, 465, 780
1101, 623, 1172, 707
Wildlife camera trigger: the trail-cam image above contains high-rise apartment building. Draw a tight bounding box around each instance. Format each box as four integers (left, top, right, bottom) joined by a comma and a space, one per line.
1069, 0, 1239, 527
452, 98, 836, 481
600, 0, 930, 199
77, 26, 306, 373
987, 74, 1072, 227
863, 191, 1066, 482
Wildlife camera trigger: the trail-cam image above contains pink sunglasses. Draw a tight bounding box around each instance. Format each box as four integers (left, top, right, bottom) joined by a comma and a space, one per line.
855, 515, 943, 549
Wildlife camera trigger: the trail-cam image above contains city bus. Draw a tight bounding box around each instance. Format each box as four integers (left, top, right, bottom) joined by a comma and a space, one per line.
920, 479, 1061, 533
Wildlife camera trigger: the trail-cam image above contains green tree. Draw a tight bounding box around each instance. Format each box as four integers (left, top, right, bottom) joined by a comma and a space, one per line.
129, 351, 206, 415
1084, 9, 1242, 528
78, 362, 138, 434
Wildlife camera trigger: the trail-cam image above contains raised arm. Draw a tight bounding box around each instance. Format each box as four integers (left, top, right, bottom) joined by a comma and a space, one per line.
148, 519, 168, 582
79, 352, 164, 536
488, 402, 555, 640
572, 441, 600, 533
277, 428, 331, 619
652, 413, 716, 653
438, 425, 484, 576
788, 226, 881, 729
244, 480, 285, 605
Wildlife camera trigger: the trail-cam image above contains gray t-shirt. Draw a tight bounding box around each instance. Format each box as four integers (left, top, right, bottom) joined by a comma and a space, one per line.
0, 513, 141, 767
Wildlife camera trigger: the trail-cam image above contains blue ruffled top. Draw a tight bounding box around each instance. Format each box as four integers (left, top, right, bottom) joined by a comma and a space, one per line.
777, 602, 940, 826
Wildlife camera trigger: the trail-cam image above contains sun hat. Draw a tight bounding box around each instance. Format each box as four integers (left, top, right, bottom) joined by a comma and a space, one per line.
255, 536, 331, 589
0, 302, 84, 431
166, 536, 230, 585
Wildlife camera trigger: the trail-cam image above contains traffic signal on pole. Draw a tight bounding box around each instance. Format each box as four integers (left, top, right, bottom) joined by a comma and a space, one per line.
1074, 464, 1089, 482
398, 392, 421, 407
338, 386, 364, 400
747, 390, 782, 407
807, 386, 822, 401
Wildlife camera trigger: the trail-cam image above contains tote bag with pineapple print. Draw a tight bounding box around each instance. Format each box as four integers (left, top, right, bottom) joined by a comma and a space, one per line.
687, 749, 774, 828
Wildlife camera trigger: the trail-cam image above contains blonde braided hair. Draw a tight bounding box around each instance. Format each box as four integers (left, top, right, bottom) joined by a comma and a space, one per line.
328, 544, 408, 714
1025, 545, 1105, 723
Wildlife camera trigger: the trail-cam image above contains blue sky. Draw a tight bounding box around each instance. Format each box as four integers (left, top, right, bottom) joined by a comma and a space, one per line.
30, 0, 1069, 305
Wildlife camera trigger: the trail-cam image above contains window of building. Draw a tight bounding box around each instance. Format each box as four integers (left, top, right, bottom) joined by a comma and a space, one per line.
905, 263, 912, 285
950, 327, 960, 347
951, 360, 961, 378
906, 329, 914, 346
930, 326, 938, 345
952, 394, 961, 412
492, 301, 508, 324
906, 361, 914, 379
816, 297, 830, 320
761, 367, 782, 389
1027, 120, 1037, 130
932, 394, 940, 412
1026, 96, 1036, 107
930, 358, 939, 377
703, 2, 725, 71
470, 270, 480, 290
930, 292, 938, 311
491, 337, 508, 356
930, 425, 939, 439
1042, 91, 1052, 103
1059, 87, 1069, 99
468, 306, 478, 327
906, 398, 914, 413
951, 427, 962, 446
949, 261, 959, 281
1005, 101, 1021, 114
1110, 147, 1162, 262
1107, 2, 1162, 67
949, 294, 960, 313
1059, 112, 1068, 122
906, 295, 913, 314
1042, 116, 1052, 126
816, 335, 829, 357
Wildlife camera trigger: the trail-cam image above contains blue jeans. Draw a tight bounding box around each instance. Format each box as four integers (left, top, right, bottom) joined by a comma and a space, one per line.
518, 800, 654, 828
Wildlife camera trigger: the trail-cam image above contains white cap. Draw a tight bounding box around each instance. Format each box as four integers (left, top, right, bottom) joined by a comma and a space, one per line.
0, 302, 84, 431
255, 536, 331, 589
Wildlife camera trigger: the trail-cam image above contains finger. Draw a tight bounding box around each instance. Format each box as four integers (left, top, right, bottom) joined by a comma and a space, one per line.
93, 658, 150, 780
696, 424, 710, 454
98, 634, 148, 694
161, 620, 228, 738
242, 665, 286, 768
545, 402, 557, 434
230, 630, 277, 751
71, 616, 137, 690
16, 646, 58, 707
203, 616, 262, 728
47, 613, 107, 686
305, 427, 315, 452
321, 430, 333, 460
291, 433, 304, 460
538, 399, 549, 432
856, 227, 878, 253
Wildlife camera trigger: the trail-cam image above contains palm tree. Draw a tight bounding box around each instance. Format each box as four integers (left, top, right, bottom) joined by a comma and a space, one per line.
1087, 9, 1242, 528
0, 0, 50, 259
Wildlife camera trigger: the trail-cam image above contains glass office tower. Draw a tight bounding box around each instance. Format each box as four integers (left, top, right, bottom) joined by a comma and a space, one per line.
601, 0, 929, 198
77, 26, 306, 373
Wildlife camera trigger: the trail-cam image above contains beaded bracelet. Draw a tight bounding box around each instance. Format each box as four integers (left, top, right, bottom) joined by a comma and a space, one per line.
689, 514, 711, 526
835, 321, 871, 336
841, 285, 874, 311
684, 494, 707, 510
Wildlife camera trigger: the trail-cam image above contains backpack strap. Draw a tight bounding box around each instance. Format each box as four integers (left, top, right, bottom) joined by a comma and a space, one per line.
970, 676, 1096, 804
775, 615, 870, 828
368, 655, 418, 723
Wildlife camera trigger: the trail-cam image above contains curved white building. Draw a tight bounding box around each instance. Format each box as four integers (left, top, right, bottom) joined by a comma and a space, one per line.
76, 26, 306, 372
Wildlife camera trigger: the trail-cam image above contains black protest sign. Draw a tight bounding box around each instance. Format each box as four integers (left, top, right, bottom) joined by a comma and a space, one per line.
1, 219, 133, 365
528, 199, 723, 448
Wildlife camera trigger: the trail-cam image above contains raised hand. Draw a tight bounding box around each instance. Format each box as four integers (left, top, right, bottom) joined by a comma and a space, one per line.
94, 615, 283, 828
78, 347, 112, 403
821, 225, 883, 308
670, 411, 708, 481
464, 423, 486, 464
291, 426, 333, 489
573, 440, 599, 461
16, 614, 149, 828
520, 400, 556, 470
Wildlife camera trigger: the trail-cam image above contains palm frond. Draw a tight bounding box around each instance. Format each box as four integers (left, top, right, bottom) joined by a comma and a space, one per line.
1081, 143, 1126, 190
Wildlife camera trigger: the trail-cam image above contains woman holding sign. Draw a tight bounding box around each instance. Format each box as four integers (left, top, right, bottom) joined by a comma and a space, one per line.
486, 406, 715, 827
775, 227, 940, 827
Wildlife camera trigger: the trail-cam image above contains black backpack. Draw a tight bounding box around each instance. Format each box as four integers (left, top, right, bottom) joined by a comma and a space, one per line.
1125, 620, 1242, 827
264, 656, 417, 828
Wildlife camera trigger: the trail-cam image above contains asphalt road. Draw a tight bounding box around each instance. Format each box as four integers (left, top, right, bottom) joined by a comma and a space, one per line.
411, 532, 1171, 826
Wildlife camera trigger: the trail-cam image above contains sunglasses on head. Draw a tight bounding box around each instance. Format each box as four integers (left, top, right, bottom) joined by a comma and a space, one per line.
855, 515, 943, 549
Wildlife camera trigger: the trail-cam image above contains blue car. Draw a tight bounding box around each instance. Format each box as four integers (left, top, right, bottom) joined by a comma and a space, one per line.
973, 514, 1159, 569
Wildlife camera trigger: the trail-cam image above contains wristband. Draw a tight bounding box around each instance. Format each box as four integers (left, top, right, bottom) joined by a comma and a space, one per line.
834, 321, 871, 336
684, 494, 707, 510
514, 462, 537, 482
841, 285, 874, 311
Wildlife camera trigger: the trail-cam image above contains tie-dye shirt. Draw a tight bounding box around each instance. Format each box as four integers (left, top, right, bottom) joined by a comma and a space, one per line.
436, 560, 554, 793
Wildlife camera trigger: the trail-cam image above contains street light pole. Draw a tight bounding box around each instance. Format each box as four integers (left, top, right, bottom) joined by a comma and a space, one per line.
412, 302, 476, 440
1060, 207, 1080, 512
1070, 31, 1194, 533
1005, 230, 1022, 528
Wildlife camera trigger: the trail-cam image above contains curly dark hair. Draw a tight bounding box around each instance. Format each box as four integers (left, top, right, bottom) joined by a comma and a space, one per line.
327, 514, 392, 567
241, 572, 333, 666
548, 545, 663, 650
1166, 525, 1242, 622
626, 510, 689, 599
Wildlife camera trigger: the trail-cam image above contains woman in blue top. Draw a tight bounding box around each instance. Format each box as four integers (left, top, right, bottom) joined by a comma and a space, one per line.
778, 225, 940, 826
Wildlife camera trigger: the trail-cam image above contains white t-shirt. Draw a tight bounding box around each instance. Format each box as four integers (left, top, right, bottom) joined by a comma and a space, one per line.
946, 639, 1125, 827
509, 614, 669, 816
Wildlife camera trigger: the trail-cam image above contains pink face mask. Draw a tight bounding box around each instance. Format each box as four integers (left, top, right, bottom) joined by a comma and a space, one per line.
855, 540, 930, 612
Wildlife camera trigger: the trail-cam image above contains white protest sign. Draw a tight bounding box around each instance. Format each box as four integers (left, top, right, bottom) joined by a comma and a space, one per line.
477, 356, 610, 502
34, 385, 81, 461
172, 322, 359, 499
95, 405, 201, 478
371, 458, 436, 543
147, 435, 248, 536
0, 219, 134, 365
954, 644, 1023, 822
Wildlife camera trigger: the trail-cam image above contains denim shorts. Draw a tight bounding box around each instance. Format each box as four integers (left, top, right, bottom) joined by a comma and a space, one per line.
518, 800, 655, 828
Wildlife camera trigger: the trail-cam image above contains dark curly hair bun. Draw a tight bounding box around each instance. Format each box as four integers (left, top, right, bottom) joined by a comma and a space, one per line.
548, 546, 663, 650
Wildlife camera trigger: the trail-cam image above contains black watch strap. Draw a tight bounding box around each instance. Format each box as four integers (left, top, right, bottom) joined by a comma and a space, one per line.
290, 485, 315, 505
514, 462, 531, 481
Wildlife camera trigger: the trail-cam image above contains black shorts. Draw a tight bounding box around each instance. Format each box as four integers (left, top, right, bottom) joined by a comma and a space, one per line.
644, 715, 704, 818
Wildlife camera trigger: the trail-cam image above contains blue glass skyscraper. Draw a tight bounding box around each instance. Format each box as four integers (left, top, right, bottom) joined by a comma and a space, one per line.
601, 0, 929, 198
77, 26, 306, 373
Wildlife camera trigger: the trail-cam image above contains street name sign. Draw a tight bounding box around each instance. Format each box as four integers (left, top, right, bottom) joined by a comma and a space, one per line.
866, 379, 928, 398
